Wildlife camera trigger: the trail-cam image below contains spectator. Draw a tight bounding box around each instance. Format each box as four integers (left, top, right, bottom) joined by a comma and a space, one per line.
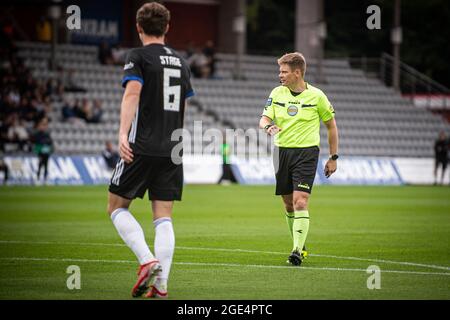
36, 16, 51, 42
80, 99, 92, 122
0, 117, 10, 152
61, 99, 77, 122
89, 99, 103, 123
0, 114, 14, 151
7, 115, 30, 151
61, 98, 103, 124
55, 82, 65, 101
23, 74, 37, 95
30, 97, 46, 123
43, 96, 52, 115
57, 66, 86, 93
44, 78, 57, 96
188, 47, 210, 78
0, 20, 52, 154
111, 44, 127, 65
102, 141, 119, 170
71, 99, 86, 123
3, 95, 20, 118
33, 117, 53, 183
21, 97, 37, 123
98, 41, 114, 65
202, 40, 216, 78
0, 152, 8, 185
185, 41, 195, 59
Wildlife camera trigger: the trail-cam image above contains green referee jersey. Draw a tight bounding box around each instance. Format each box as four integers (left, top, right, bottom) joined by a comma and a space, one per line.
262, 83, 335, 148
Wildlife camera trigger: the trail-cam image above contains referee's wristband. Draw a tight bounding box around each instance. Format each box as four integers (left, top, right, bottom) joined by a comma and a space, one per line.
329, 154, 339, 161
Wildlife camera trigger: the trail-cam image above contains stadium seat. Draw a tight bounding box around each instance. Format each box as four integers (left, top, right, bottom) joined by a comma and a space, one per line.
15, 41, 450, 157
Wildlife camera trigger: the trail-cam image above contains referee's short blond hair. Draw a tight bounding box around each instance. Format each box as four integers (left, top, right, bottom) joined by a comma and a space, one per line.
278, 52, 306, 78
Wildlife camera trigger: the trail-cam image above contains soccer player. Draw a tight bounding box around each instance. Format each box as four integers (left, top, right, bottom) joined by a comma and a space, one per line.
33, 117, 53, 184
259, 52, 339, 266
107, 2, 194, 298
434, 131, 449, 185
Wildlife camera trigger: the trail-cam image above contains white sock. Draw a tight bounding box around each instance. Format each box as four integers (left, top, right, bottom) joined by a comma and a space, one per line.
111, 208, 155, 265
153, 217, 175, 291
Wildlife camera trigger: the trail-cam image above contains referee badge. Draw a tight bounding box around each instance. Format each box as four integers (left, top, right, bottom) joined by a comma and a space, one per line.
264, 98, 272, 110
287, 105, 298, 116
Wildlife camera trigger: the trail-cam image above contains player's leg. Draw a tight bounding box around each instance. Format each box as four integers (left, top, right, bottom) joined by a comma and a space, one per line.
287, 191, 310, 266
292, 190, 310, 248
43, 154, 49, 181
108, 192, 161, 297
281, 194, 308, 257
145, 157, 183, 298
108, 192, 153, 265
108, 156, 161, 297
147, 200, 174, 298
288, 146, 319, 266
276, 149, 295, 240
434, 159, 439, 185
108, 180, 156, 266
281, 194, 294, 238
37, 154, 43, 180
441, 160, 447, 185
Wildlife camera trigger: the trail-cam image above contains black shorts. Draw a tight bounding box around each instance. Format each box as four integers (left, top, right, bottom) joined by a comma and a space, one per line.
435, 157, 448, 170
275, 146, 319, 195
108, 155, 183, 201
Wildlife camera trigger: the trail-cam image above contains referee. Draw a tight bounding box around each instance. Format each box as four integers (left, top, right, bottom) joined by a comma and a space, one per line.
259, 52, 339, 266
107, 2, 194, 298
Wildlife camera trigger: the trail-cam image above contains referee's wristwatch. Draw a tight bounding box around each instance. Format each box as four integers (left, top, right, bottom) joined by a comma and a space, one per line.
264, 124, 273, 132
329, 154, 339, 161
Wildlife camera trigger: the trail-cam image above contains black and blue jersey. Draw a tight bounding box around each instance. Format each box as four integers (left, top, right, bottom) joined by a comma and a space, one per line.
122, 43, 194, 156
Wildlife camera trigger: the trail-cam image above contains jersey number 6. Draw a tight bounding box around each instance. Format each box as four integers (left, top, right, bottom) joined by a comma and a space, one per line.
163, 68, 181, 112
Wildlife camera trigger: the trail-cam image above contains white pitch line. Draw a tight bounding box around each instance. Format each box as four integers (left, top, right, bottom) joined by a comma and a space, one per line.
0, 240, 449, 272
177, 246, 450, 271
0, 240, 125, 247
0, 256, 449, 277
304, 253, 450, 272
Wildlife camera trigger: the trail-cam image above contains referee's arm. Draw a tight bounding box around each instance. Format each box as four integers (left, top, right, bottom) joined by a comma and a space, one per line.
119, 80, 142, 163
259, 115, 272, 129
324, 118, 339, 177
324, 118, 338, 156
259, 116, 281, 136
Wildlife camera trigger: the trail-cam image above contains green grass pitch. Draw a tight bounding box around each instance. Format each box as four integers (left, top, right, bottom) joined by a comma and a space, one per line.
0, 185, 449, 300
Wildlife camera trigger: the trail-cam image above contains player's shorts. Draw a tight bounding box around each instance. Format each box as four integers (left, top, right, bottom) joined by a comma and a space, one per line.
108, 154, 183, 201
275, 146, 319, 195
435, 157, 448, 170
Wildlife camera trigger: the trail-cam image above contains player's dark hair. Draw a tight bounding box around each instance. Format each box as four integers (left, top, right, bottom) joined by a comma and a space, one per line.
136, 2, 170, 37
278, 52, 306, 78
